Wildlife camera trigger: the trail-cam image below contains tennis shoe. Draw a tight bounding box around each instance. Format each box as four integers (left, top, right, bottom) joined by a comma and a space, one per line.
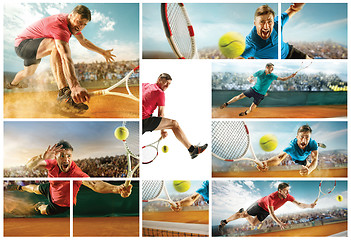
5, 82, 28, 89
239, 110, 248, 116
219, 102, 228, 109
5, 184, 23, 191
190, 144, 208, 159
57, 88, 89, 114
218, 220, 227, 235
318, 143, 326, 149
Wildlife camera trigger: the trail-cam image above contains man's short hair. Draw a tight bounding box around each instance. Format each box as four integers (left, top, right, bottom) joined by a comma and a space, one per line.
158, 73, 172, 80
266, 63, 274, 68
56, 140, 74, 151
297, 125, 312, 134
72, 5, 91, 21
278, 182, 290, 190
255, 4, 275, 18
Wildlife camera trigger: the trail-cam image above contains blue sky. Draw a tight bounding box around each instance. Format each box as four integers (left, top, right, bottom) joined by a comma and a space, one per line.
213, 121, 347, 157
282, 3, 347, 45
213, 61, 347, 81
4, 3, 139, 72
143, 3, 278, 52
143, 3, 347, 53
212, 180, 347, 224
4, 121, 139, 168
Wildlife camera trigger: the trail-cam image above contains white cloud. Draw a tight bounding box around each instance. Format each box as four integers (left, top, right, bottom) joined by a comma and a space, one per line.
91, 10, 116, 32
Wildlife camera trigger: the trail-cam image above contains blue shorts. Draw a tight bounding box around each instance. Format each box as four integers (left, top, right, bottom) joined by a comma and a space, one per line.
243, 87, 265, 106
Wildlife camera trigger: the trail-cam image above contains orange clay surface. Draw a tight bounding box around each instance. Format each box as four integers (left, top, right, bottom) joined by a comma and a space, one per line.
212, 105, 347, 118
4, 87, 139, 118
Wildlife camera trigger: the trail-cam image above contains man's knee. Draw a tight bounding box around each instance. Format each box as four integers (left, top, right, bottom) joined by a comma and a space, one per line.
170, 119, 180, 129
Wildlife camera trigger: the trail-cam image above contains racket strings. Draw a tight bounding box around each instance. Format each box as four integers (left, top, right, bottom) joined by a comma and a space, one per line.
320, 181, 336, 194
212, 121, 250, 160
142, 180, 164, 200
142, 145, 158, 163
167, 3, 193, 58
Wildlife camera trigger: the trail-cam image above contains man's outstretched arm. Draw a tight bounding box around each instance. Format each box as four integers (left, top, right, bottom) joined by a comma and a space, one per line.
82, 180, 132, 198
285, 3, 305, 18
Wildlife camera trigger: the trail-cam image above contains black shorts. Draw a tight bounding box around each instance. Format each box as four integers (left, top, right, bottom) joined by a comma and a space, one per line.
246, 202, 269, 222
286, 45, 309, 59
293, 159, 307, 166
38, 182, 69, 215
243, 87, 265, 106
15, 38, 44, 66
142, 117, 162, 134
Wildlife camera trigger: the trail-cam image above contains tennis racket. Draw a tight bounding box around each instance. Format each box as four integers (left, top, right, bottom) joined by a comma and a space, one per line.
142, 180, 177, 208
89, 66, 139, 101
142, 137, 163, 164
295, 61, 312, 74
120, 121, 140, 187
161, 3, 198, 59
313, 180, 336, 204
212, 121, 264, 168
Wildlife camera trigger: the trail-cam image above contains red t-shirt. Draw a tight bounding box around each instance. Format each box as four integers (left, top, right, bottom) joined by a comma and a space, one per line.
257, 191, 295, 212
45, 159, 89, 207
142, 83, 166, 119
15, 13, 80, 47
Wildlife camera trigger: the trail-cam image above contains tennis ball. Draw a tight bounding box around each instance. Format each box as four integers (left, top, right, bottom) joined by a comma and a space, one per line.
218, 32, 245, 58
259, 134, 278, 152
114, 126, 129, 141
162, 145, 169, 153
173, 180, 191, 193
336, 195, 343, 202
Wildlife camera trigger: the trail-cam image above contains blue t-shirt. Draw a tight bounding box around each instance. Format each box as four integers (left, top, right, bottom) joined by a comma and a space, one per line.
196, 180, 209, 203
281, 12, 291, 59
241, 16, 278, 59
284, 138, 318, 162
252, 70, 278, 95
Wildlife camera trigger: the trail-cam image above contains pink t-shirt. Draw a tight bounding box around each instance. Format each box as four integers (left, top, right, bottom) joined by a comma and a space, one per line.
142, 83, 166, 119
257, 191, 295, 212
15, 13, 79, 47
45, 159, 89, 207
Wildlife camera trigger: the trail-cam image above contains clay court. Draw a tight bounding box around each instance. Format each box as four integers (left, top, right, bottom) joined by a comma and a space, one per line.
4, 216, 139, 237
212, 105, 347, 118
4, 87, 139, 118
249, 221, 347, 237
143, 210, 209, 224
213, 168, 347, 178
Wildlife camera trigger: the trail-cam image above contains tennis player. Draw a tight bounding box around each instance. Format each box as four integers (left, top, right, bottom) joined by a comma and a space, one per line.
238, 3, 311, 59
219, 63, 296, 116
11, 140, 132, 215
257, 124, 325, 176
171, 180, 209, 212
218, 182, 316, 235
142, 73, 208, 159
7, 5, 115, 113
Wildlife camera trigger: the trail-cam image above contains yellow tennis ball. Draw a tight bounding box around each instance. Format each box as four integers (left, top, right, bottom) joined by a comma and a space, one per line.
218, 32, 245, 58
162, 145, 169, 153
259, 134, 278, 152
336, 195, 343, 202
114, 126, 129, 141
173, 180, 191, 193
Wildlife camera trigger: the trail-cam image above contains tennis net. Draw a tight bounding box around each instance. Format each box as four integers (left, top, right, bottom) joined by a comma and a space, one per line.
143, 220, 209, 237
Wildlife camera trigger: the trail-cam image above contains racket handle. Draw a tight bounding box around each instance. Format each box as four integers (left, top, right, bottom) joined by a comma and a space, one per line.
125, 180, 131, 187
89, 90, 104, 97
313, 199, 318, 204
169, 201, 178, 209
255, 160, 264, 168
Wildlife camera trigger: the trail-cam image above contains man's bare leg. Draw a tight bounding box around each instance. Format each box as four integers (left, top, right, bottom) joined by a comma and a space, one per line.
220, 93, 246, 109
10, 64, 39, 86
239, 102, 257, 116
156, 118, 191, 149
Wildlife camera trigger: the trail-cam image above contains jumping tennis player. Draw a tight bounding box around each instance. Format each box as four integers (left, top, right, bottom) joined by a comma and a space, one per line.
239, 3, 311, 59
142, 73, 208, 159
7, 5, 115, 113
10, 140, 132, 215
218, 182, 316, 235
257, 124, 325, 176
171, 180, 209, 212
219, 63, 296, 116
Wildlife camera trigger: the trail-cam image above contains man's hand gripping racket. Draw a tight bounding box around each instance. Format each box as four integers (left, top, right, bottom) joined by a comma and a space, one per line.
142, 180, 177, 208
